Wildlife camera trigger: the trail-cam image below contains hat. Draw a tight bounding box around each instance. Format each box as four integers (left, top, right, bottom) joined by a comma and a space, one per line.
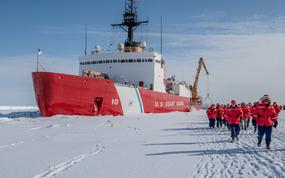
260, 95, 271, 103
231, 100, 237, 105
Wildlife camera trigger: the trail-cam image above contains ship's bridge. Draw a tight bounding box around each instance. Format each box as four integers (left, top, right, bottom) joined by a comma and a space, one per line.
79, 51, 166, 93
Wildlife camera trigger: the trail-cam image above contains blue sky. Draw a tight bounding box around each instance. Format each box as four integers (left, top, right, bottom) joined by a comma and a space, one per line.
1, 0, 285, 56
1, 0, 285, 105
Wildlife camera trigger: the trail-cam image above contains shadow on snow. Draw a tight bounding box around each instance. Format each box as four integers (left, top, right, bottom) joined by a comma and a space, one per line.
146, 148, 285, 156
0, 111, 41, 118
144, 140, 229, 146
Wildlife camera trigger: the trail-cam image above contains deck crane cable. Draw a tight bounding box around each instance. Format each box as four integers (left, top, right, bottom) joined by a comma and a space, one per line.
204, 75, 214, 104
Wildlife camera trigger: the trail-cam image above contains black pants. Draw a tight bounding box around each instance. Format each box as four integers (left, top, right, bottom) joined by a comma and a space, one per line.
222, 119, 227, 126
216, 118, 223, 127
252, 119, 257, 131
230, 124, 240, 139
258, 126, 272, 145
209, 119, 215, 128
224, 120, 230, 130
246, 119, 250, 128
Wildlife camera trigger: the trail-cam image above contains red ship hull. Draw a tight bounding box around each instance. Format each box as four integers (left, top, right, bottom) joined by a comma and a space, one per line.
32, 72, 200, 117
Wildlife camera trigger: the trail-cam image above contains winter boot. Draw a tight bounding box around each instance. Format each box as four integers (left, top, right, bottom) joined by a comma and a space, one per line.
230, 137, 235, 143
266, 144, 270, 150
236, 136, 239, 141
257, 140, 261, 147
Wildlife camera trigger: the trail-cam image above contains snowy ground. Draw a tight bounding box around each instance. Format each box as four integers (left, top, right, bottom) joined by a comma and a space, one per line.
0, 109, 284, 178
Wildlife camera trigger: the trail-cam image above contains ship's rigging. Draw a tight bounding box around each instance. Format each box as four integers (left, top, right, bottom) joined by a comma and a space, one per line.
111, 0, 148, 51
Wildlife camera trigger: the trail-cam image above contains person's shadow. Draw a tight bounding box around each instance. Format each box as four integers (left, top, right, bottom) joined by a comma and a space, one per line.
145, 147, 285, 156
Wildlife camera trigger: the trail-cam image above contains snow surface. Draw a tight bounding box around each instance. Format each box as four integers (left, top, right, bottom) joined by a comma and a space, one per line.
0, 109, 284, 178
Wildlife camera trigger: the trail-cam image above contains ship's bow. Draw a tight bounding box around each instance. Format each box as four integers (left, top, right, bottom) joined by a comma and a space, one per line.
32, 72, 52, 116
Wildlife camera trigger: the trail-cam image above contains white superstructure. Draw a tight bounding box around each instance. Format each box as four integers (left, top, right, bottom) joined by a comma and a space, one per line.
78, 0, 191, 98
79, 51, 166, 93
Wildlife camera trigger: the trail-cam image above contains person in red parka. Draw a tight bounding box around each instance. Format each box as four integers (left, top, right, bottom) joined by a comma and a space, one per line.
256, 95, 277, 149
273, 102, 281, 120
240, 102, 251, 130
216, 103, 224, 128
207, 104, 217, 128
220, 104, 227, 127
251, 102, 260, 133
224, 104, 231, 131
248, 102, 252, 108
226, 100, 243, 142
246, 103, 252, 128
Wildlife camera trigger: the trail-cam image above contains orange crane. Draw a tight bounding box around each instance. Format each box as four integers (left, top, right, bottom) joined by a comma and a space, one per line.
189, 57, 209, 104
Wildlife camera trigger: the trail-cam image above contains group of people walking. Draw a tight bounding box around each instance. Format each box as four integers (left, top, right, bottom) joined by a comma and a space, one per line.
206, 95, 282, 149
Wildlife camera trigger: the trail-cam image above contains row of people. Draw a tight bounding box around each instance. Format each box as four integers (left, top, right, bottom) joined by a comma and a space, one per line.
206, 95, 281, 149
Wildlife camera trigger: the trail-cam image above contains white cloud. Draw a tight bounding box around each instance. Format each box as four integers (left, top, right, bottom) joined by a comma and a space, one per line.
164, 33, 285, 105
141, 15, 285, 105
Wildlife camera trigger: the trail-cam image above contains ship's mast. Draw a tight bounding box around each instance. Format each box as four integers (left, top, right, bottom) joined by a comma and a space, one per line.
112, 0, 148, 48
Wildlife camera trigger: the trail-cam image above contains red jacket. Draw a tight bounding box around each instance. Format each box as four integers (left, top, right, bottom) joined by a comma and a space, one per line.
207, 108, 217, 119
241, 106, 251, 119
224, 107, 229, 120
273, 105, 281, 116
256, 105, 277, 126
251, 106, 259, 119
226, 106, 243, 124
216, 107, 224, 119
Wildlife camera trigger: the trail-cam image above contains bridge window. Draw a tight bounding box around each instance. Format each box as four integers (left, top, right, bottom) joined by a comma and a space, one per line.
113, 59, 117, 63
148, 59, 153, 62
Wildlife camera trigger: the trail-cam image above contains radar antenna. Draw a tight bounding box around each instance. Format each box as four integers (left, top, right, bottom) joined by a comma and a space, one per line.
112, 0, 148, 50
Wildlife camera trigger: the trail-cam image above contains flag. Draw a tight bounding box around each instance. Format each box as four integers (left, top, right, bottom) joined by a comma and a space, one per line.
38, 49, 42, 55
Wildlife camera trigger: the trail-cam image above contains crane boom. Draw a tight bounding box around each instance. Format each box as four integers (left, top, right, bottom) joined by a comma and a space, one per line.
190, 57, 209, 103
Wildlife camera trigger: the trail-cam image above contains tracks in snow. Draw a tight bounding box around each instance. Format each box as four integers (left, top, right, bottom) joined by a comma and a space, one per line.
32, 144, 105, 178
191, 126, 285, 178
0, 141, 25, 150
